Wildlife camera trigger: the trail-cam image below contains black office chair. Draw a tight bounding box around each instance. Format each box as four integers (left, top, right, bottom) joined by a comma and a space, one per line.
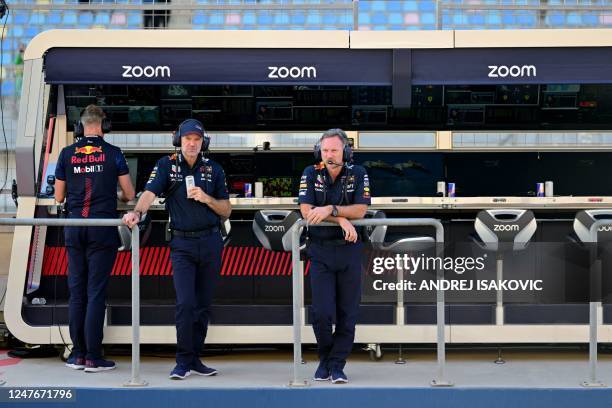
472, 209, 537, 363
364, 210, 436, 363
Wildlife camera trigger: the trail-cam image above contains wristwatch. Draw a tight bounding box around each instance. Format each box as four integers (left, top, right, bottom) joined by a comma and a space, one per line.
331, 205, 338, 217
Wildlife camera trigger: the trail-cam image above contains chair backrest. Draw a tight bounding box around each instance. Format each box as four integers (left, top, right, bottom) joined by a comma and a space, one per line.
363, 209, 387, 244
474, 209, 536, 252
252, 210, 302, 252
573, 209, 612, 243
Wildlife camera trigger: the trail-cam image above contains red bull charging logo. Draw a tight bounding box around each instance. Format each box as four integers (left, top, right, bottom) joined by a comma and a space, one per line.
71, 145, 105, 164
74, 145, 103, 155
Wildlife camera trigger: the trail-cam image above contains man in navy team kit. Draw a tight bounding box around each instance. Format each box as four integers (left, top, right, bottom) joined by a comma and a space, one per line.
55, 104, 135, 372
298, 128, 370, 384
123, 118, 231, 380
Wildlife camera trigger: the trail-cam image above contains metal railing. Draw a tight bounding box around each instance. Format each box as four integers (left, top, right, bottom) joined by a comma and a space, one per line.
0, 217, 146, 387
2, 216, 449, 388
0, 215, 610, 387
289, 218, 451, 387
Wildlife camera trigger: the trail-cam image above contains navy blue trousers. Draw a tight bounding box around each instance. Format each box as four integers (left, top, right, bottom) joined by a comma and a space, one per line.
170, 232, 223, 368
65, 226, 118, 361
308, 242, 363, 370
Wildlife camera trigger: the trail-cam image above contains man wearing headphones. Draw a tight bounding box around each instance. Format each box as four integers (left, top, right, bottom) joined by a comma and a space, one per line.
55, 104, 135, 372
298, 128, 371, 384
122, 119, 231, 380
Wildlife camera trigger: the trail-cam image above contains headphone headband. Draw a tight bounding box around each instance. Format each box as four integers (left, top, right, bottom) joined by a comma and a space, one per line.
73, 107, 111, 139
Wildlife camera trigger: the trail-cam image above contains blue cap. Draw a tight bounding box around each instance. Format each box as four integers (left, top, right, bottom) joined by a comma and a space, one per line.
178, 119, 204, 138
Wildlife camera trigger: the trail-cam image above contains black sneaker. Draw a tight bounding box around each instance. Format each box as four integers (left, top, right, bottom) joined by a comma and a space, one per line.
331, 368, 348, 384
169, 365, 191, 380
313, 363, 330, 381
65, 355, 85, 370
84, 358, 116, 373
191, 360, 218, 376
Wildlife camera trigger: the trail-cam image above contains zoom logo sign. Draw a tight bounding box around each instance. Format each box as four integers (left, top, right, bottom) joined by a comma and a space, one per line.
488, 65, 536, 78
265, 225, 285, 233
493, 224, 520, 232
122, 65, 171, 78
268, 66, 317, 79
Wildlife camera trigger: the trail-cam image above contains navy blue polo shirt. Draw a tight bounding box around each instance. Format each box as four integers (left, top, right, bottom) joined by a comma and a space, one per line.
55, 136, 129, 219
298, 162, 371, 240
145, 153, 229, 232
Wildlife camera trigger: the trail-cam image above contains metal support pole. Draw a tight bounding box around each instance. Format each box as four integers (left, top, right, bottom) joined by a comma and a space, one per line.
582, 220, 608, 387
581, 300, 605, 387
396, 267, 404, 326
494, 256, 506, 365
496, 257, 504, 326
395, 268, 406, 365
124, 226, 147, 387
432, 222, 452, 387
289, 223, 308, 387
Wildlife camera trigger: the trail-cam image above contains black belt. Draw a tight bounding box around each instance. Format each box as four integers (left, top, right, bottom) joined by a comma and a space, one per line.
171, 226, 219, 238
309, 237, 356, 247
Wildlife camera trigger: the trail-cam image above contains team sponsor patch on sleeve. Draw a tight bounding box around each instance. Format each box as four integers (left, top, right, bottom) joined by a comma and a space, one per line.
362, 172, 370, 198
298, 174, 308, 196
146, 166, 158, 185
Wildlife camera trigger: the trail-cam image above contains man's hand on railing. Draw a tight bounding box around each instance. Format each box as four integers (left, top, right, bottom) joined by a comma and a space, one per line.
338, 218, 358, 243
305, 205, 332, 224
122, 211, 141, 229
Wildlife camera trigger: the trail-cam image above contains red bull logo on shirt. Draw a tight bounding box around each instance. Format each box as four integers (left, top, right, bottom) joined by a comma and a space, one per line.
71, 154, 105, 164
75, 145, 103, 155
72, 145, 105, 164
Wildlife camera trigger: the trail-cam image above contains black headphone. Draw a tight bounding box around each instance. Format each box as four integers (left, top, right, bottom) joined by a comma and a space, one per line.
314, 128, 353, 163
73, 109, 111, 139
172, 119, 210, 152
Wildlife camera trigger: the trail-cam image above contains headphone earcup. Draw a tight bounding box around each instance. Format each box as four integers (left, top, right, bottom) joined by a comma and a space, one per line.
101, 117, 112, 134
173, 119, 184, 148
337, 130, 352, 162
343, 144, 353, 163
202, 135, 210, 152
313, 143, 322, 162
73, 121, 84, 139
172, 130, 181, 147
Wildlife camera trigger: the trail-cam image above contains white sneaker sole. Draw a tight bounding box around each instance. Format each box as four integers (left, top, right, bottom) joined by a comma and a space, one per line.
331, 378, 348, 384
314, 376, 330, 381
169, 371, 191, 380
84, 366, 116, 373
191, 370, 218, 377
65, 363, 85, 370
